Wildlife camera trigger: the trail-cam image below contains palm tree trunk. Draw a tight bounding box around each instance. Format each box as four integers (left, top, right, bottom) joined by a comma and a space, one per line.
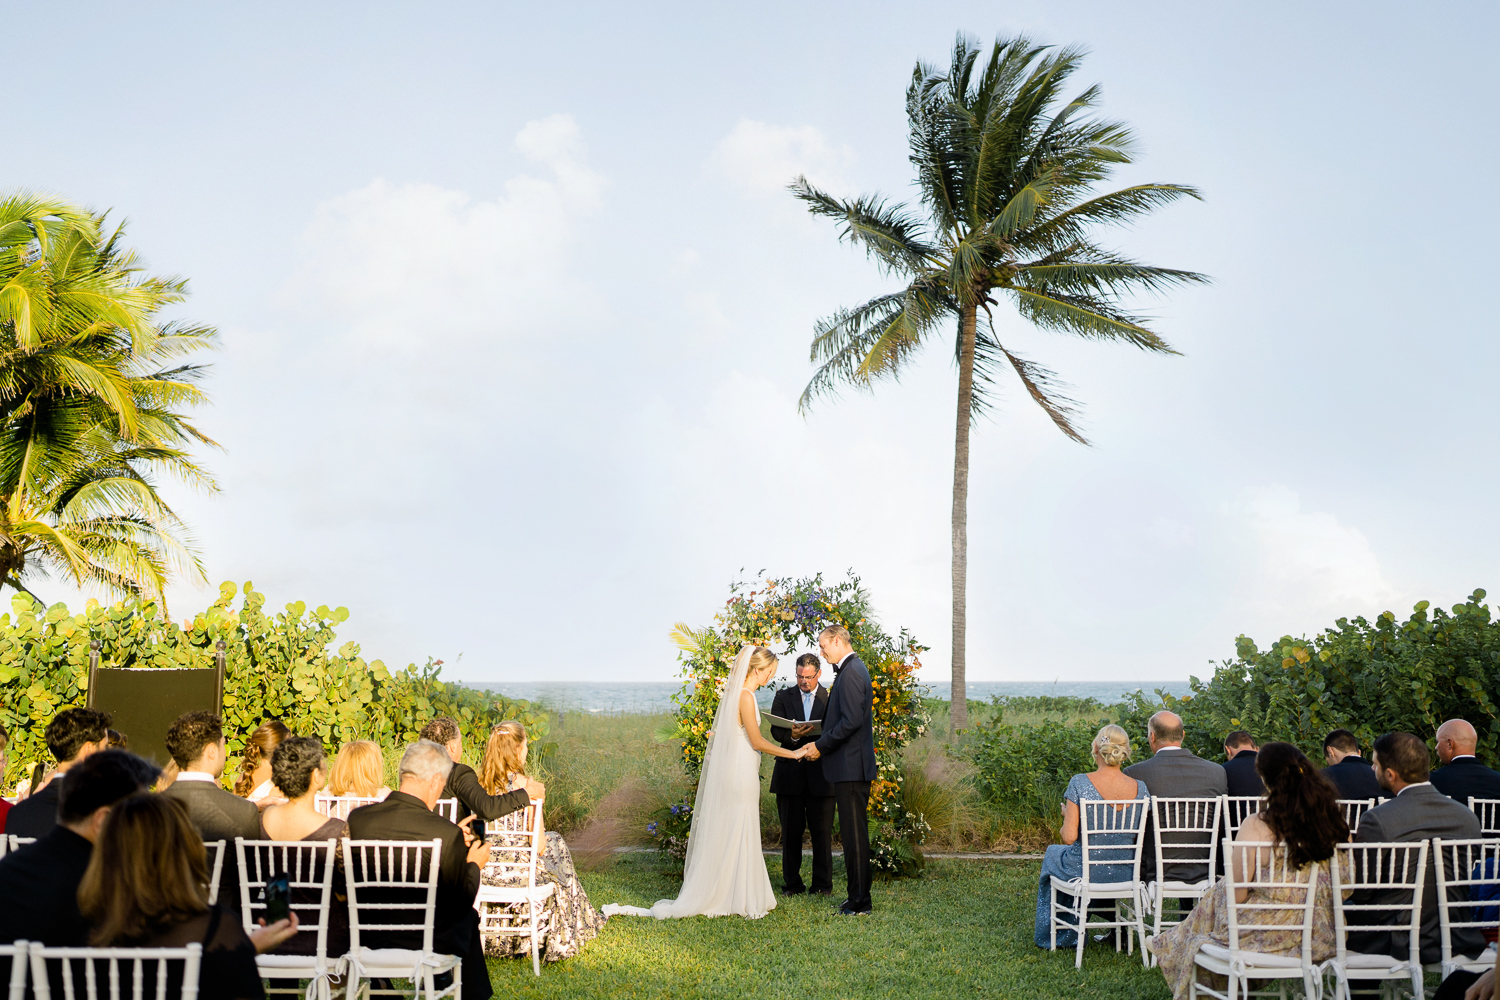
950, 302, 977, 731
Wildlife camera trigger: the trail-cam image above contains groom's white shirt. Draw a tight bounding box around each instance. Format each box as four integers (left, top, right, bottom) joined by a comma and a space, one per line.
835, 651, 855, 670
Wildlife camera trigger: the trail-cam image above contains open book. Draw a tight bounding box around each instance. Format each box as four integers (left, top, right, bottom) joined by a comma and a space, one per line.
761, 711, 822, 736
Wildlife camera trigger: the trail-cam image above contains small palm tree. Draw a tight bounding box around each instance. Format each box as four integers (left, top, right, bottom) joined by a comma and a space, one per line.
0, 193, 217, 609
793, 35, 1207, 728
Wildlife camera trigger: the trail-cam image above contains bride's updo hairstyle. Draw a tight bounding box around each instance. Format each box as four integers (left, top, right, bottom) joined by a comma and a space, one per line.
747, 646, 778, 678
1092, 725, 1133, 768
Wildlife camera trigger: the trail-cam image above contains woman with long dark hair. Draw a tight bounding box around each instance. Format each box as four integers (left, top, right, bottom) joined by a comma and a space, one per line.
235, 718, 291, 804
1149, 742, 1349, 1000
79, 794, 299, 1000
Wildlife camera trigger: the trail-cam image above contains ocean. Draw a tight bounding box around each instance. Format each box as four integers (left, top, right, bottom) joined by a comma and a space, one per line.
459, 679, 1193, 715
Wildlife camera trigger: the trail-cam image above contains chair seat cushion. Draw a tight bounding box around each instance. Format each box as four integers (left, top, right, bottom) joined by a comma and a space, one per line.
1333, 953, 1413, 971
476, 883, 556, 904
256, 955, 328, 971
348, 947, 460, 975
1196, 942, 1305, 969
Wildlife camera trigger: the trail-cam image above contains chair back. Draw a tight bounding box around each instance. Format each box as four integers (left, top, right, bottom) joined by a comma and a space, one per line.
6, 837, 34, 855
1329, 841, 1428, 964
1337, 799, 1376, 833
236, 838, 339, 959
1432, 837, 1500, 972
1077, 799, 1148, 888
26, 943, 202, 1000
482, 805, 544, 888
1221, 840, 1320, 964
341, 838, 443, 955
1149, 797, 1222, 885
314, 793, 381, 821
1470, 799, 1500, 837
433, 799, 459, 823
202, 841, 225, 906
0, 940, 26, 1000
1223, 795, 1264, 837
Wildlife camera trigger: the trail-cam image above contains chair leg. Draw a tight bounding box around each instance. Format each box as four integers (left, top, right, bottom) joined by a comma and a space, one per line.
1074, 890, 1087, 969
1048, 884, 1057, 952
531, 898, 541, 977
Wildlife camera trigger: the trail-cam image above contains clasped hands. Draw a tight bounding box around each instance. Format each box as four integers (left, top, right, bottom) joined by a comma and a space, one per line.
794, 741, 820, 761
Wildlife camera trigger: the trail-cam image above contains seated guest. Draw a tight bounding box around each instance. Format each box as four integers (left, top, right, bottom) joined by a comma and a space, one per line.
259, 737, 350, 959
1032, 725, 1149, 948
1149, 743, 1347, 1000
78, 794, 299, 1000
328, 740, 392, 799
1125, 711, 1228, 882
107, 728, 128, 749
1321, 729, 1383, 800
1432, 719, 1500, 806
346, 741, 494, 1000
1347, 731, 1486, 965
1222, 731, 1264, 796
419, 717, 542, 823
476, 721, 601, 961
6, 707, 111, 837
162, 711, 260, 912
0, 749, 160, 972
235, 718, 291, 806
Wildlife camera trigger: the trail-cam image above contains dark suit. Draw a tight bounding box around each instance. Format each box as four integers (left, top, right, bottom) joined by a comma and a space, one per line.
346, 792, 492, 1000
1431, 756, 1500, 807
1322, 755, 1383, 801
769, 685, 833, 894
813, 653, 875, 913
1125, 747, 1229, 883
440, 761, 529, 838
1223, 750, 1265, 797
0, 825, 93, 986
163, 776, 261, 912
5, 774, 64, 838
1349, 783, 1485, 965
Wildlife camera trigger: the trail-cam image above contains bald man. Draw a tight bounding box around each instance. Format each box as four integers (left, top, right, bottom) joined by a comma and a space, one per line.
1124, 710, 1226, 884
1431, 719, 1500, 807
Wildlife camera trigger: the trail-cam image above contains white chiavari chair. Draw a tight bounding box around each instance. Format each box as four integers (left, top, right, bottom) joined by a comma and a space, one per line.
1222, 795, 1264, 838
475, 804, 554, 976
1145, 797, 1223, 959
5, 837, 34, 855
1190, 841, 1322, 1000
1047, 798, 1150, 969
342, 838, 460, 1000
237, 838, 340, 1000
1432, 837, 1500, 978
433, 799, 459, 824
313, 793, 380, 822
1470, 799, 1500, 837
27, 943, 202, 1000
1336, 799, 1376, 834
1324, 840, 1427, 999
0, 940, 27, 1000
202, 841, 225, 906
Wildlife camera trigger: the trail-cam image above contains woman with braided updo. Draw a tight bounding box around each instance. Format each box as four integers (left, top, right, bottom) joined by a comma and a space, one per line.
1148, 742, 1349, 1000
1031, 724, 1149, 949
234, 718, 291, 805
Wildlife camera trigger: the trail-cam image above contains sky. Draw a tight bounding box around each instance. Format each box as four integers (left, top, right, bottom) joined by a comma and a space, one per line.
5, 2, 1498, 687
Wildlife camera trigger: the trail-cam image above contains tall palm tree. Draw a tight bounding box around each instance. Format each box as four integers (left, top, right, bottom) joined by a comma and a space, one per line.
793, 35, 1207, 729
0, 193, 218, 609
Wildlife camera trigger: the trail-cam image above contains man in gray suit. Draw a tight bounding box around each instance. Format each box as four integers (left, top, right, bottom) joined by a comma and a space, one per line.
1347, 731, 1486, 965
162, 711, 261, 911
1125, 711, 1228, 882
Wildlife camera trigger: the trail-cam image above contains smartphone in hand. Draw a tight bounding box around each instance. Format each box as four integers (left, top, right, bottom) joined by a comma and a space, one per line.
264, 874, 291, 924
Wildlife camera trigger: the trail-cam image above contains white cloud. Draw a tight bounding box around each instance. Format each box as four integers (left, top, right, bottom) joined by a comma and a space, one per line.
710, 119, 856, 196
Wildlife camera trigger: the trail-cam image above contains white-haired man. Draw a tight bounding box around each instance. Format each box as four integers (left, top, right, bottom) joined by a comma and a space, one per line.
347, 740, 499, 1000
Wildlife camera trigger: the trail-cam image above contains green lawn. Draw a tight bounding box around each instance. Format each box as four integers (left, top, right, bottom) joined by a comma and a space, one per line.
486, 855, 1173, 999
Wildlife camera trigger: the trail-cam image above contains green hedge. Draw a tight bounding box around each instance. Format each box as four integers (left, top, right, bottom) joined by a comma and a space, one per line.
0, 582, 547, 786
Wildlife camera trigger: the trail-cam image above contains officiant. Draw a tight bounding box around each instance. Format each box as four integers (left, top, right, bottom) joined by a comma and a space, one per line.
769, 653, 835, 896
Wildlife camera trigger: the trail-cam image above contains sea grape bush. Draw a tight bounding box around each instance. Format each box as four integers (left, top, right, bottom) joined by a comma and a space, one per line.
955, 716, 1108, 821
0, 581, 547, 786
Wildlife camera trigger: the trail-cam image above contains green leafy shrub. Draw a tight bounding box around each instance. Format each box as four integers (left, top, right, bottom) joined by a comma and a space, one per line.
1117, 590, 1500, 762
953, 718, 1109, 822
0, 582, 547, 785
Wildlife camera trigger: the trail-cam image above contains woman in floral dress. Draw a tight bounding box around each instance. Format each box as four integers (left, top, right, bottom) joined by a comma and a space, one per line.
1148, 742, 1350, 1000
477, 721, 603, 962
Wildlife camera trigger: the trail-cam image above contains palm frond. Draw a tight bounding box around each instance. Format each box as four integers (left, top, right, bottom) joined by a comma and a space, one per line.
788, 178, 936, 276
1010, 286, 1179, 353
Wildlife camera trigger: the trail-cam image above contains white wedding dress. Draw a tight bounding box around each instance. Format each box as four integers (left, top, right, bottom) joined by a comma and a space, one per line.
603, 645, 777, 919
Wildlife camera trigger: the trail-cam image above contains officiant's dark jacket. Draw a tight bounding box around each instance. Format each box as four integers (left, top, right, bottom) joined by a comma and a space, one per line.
814, 654, 876, 784
769, 685, 833, 797
346, 791, 481, 957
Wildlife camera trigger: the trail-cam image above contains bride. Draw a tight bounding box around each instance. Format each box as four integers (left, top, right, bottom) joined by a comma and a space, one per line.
604, 645, 810, 919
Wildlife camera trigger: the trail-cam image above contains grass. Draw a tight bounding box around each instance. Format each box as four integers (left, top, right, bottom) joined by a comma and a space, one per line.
486, 854, 1173, 999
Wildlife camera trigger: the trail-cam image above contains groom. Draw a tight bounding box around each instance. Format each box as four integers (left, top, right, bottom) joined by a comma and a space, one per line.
802, 625, 875, 915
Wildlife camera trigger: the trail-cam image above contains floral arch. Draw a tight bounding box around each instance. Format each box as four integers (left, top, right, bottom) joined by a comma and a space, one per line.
669, 572, 931, 875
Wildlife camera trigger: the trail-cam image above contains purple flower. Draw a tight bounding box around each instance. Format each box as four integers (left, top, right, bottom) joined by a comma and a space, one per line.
670, 805, 679, 815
